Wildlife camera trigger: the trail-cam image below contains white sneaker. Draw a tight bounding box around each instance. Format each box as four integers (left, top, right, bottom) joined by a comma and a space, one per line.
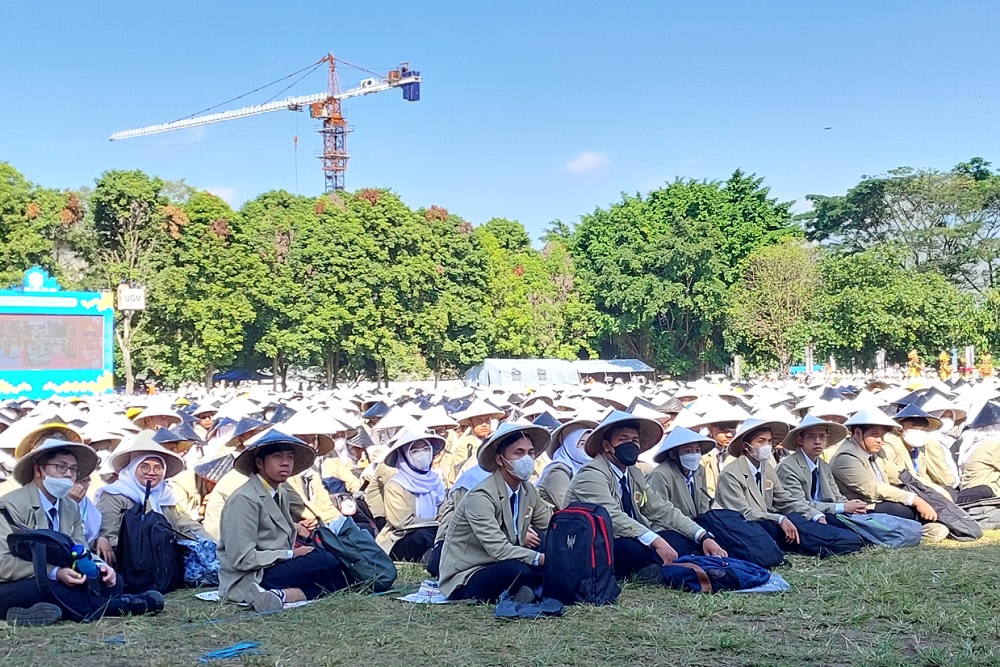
251, 589, 283, 613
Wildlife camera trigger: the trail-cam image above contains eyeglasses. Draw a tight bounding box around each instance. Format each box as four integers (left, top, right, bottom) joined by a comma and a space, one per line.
137, 462, 165, 475
43, 463, 79, 477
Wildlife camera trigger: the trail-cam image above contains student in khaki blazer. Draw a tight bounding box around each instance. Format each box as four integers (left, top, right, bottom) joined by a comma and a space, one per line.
564, 411, 726, 581
693, 404, 751, 499
535, 419, 597, 510
885, 405, 958, 500
376, 431, 446, 562
830, 408, 947, 541
440, 424, 551, 602
93, 433, 209, 566
646, 427, 714, 520
777, 414, 869, 517
714, 417, 865, 556
218, 429, 347, 613
0, 440, 163, 624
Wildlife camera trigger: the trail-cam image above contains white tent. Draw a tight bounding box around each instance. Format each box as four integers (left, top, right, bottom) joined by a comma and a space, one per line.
463, 358, 578, 387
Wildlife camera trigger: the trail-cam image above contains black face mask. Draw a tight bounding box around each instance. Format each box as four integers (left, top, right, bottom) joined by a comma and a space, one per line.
612, 441, 641, 467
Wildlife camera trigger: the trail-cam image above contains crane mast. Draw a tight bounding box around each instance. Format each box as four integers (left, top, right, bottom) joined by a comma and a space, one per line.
110, 53, 421, 192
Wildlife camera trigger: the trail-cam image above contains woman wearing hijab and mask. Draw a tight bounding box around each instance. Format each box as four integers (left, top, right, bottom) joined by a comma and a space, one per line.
93, 432, 210, 566
535, 419, 596, 510
376, 431, 447, 563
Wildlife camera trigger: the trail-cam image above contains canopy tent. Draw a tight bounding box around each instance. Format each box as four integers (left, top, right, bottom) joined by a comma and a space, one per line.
573, 359, 655, 383
463, 358, 578, 387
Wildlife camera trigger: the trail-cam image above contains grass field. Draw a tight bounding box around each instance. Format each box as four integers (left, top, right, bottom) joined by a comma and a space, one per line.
3, 532, 1000, 667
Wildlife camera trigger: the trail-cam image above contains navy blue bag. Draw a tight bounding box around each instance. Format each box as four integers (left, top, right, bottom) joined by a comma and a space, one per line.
695, 509, 785, 569
661, 555, 770, 593
543, 502, 620, 606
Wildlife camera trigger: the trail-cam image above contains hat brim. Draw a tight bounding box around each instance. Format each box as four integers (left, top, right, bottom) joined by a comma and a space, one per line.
585, 417, 663, 458
547, 419, 599, 458
110, 439, 185, 479
782, 423, 849, 451
13, 424, 84, 460
478, 425, 550, 472
728, 422, 790, 458
652, 436, 715, 463
383, 433, 446, 468
13, 442, 98, 486
234, 440, 316, 477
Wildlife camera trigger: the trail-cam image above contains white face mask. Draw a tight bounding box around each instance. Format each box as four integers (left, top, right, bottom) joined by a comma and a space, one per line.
752, 444, 773, 462
903, 429, 928, 448
339, 497, 357, 516
42, 475, 75, 500
504, 455, 535, 482
407, 448, 434, 472
939, 418, 955, 433
679, 452, 702, 472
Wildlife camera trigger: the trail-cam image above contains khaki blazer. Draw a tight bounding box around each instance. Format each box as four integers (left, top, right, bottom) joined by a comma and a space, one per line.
218, 475, 295, 604
439, 470, 550, 597
376, 478, 440, 553
535, 463, 574, 510
776, 449, 847, 514
564, 454, 701, 540
881, 437, 954, 499
646, 460, 712, 520
714, 456, 821, 523
0, 482, 84, 583
432, 486, 470, 545
829, 440, 912, 505
439, 430, 481, 489
283, 471, 341, 525
205, 469, 306, 541
960, 437, 1000, 495
361, 462, 396, 520
169, 469, 202, 521
921, 438, 958, 489
95, 491, 209, 546
700, 449, 724, 499
320, 457, 363, 494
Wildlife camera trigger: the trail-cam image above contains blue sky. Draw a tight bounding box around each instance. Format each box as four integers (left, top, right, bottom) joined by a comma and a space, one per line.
2, 2, 998, 240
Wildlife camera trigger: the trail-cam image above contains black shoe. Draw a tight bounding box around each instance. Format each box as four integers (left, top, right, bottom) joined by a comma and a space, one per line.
6, 602, 62, 627
511, 585, 536, 604
634, 564, 663, 585
110, 590, 165, 616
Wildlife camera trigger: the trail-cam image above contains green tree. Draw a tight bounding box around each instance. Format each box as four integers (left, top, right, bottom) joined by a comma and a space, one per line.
806, 245, 978, 369
800, 159, 1000, 293
727, 240, 819, 376
147, 192, 257, 388
572, 171, 796, 375
90, 170, 180, 393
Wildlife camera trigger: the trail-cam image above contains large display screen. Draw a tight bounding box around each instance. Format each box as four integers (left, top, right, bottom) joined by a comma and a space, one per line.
0, 314, 105, 371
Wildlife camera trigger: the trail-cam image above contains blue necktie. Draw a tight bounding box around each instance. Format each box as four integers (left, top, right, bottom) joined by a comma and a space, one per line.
510, 492, 519, 544
811, 467, 821, 501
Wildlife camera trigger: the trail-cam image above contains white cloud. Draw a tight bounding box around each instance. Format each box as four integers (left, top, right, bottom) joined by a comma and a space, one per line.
205, 184, 238, 204
566, 150, 609, 174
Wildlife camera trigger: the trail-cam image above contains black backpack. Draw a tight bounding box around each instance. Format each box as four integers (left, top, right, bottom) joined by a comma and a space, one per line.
115, 483, 184, 594
543, 502, 620, 606
695, 509, 785, 569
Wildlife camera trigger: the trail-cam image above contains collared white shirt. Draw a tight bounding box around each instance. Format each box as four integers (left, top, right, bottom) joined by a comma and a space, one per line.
608, 458, 704, 546
801, 451, 843, 516
37, 489, 60, 533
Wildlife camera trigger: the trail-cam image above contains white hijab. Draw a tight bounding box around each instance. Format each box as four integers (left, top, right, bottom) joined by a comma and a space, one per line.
97, 454, 177, 513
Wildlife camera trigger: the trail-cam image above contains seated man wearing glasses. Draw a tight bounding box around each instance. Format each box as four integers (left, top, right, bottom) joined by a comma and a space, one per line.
0, 441, 165, 626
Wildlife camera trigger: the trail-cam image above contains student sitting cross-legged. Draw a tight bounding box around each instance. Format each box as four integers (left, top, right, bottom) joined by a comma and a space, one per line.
715, 418, 865, 557
439, 423, 552, 603
563, 411, 728, 583
0, 440, 164, 626
218, 429, 349, 613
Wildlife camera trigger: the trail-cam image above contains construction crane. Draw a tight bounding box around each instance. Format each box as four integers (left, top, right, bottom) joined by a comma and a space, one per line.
110, 54, 421, 191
